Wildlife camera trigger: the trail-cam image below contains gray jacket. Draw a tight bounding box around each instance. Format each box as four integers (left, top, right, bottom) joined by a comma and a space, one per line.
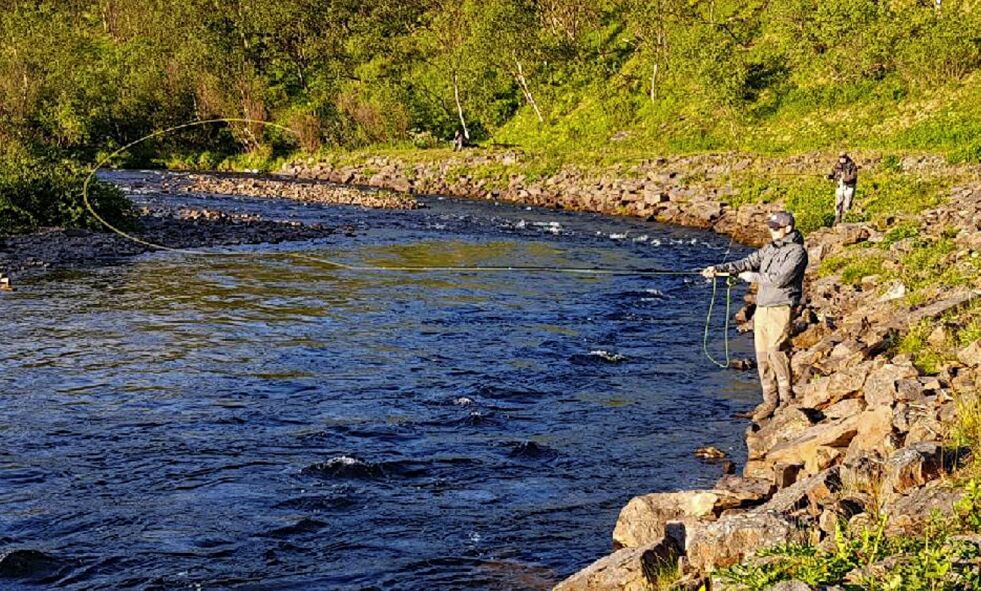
717, 231, 808, 307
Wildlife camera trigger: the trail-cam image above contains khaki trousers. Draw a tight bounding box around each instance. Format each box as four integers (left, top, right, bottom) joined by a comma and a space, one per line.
754, 305, 793, 402
835, 183, 855, 223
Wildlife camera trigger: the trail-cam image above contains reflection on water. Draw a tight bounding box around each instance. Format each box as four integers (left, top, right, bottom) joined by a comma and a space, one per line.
1, 176, 759, 590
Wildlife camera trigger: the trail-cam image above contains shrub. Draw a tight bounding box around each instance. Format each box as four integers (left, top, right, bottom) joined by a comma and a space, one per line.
0, 146, 132, 235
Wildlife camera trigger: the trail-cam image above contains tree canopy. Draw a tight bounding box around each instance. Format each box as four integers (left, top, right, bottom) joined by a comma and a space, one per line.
1, 0, 978, 160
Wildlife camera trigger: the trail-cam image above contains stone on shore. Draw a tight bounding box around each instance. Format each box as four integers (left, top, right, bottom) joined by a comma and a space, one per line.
958, 340, 981, 367
684, 512, 799, 572
552, 539, 679, 591
883, 442, 945, 495
863, 363, 920, 407
765, 416, 860, 475
612, 491, 719, 549
759, 467, 842, 516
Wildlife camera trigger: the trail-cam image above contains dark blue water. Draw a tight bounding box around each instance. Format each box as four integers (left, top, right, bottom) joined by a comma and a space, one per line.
1, 172, 757, 590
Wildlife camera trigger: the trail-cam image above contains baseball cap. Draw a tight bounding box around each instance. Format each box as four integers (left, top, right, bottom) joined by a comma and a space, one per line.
767, 211, 795, 229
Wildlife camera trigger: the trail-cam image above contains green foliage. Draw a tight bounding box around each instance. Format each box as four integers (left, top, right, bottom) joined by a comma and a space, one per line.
0, 144, 131, 235
899, 237, 971, 293
2, 0, 981, 227
898, 321, 947, 375
722, 508, 981, 591
879, 223, 920, 249
818, 253, 887, 286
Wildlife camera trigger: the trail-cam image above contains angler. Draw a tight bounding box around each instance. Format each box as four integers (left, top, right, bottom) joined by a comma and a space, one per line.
702, 211, 808, 423
829, 152, 859, 225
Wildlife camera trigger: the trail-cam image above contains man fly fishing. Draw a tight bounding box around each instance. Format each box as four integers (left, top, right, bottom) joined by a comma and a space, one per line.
702, 211, 808, 423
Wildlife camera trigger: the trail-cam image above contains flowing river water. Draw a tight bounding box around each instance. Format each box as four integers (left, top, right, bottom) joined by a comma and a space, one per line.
1, 172, 758, 590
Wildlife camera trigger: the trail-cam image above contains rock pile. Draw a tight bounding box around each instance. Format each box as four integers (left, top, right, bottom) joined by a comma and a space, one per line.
281, 153, 790, 245
174, 173, 419, 210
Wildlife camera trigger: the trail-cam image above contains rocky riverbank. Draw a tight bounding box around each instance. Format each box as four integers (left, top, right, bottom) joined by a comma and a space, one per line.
280, 151, 981, 589
169, 171, 419, 209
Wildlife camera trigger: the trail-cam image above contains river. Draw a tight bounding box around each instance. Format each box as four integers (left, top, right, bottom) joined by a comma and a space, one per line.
1, 172, 757, 590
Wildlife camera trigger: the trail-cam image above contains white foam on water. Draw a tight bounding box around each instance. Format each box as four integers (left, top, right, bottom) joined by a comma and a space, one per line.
327, 455, 361, 466
588, 350, 627, 362
454, 397, 474, 406
533, 221, 563, 235
632, 235, 649, 243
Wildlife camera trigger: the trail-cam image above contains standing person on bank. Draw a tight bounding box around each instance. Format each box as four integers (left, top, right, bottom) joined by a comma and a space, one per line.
702, 211, 808, 422
829, 152, 858, 224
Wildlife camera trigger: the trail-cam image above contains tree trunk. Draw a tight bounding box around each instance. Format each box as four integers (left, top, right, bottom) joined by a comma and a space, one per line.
514, 59, 544, 123
453, 72, 470, 140
650, 62, 659, 102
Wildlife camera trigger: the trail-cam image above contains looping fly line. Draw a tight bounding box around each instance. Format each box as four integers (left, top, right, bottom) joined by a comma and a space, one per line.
82, 119, 738, 367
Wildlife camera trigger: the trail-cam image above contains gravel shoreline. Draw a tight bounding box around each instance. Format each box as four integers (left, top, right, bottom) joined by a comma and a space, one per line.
0, 203, 347, 280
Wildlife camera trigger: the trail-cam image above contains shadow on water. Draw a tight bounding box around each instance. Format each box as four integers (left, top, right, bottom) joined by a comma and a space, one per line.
0, 173, 760, 590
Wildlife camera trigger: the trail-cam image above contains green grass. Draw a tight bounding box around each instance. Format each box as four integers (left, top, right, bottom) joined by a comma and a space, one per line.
721, 493, 981, 591
818, 252, 888, 286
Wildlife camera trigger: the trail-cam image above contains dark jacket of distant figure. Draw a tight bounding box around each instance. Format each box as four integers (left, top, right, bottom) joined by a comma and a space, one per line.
830, 157, 858, 186
716, 230, 808, 307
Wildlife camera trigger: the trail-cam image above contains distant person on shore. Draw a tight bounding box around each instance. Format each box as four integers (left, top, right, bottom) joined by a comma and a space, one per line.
829, 152, 858, 224
452, 127, 468, 151
702, 211, 808, 423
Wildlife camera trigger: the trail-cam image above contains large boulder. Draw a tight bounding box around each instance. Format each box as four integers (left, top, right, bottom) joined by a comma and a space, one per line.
765, 416, 861, 475
863, 363, 920, 407
844, 407, 897, 460
684, 512, 799, 572
884, 481, 963, 534
958, 340, 981, 367
760, 468, 842, 516
745, 407, 818, 462
799, 362, 876, 410
713, 476, 776, 511
764, 581, 816, 591
553, 540, 679, 591
612, 491, 719, 549
823, 398, 866, 420
882, 442, 945, 495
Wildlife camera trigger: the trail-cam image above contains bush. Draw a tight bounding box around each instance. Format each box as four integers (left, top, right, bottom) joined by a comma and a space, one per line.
0, 146, 132, 235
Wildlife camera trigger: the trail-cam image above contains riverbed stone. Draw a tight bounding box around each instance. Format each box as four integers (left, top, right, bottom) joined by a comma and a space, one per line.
883, 442, 945, 495
958, 340, 981, 367
684, 512, 800, 572
553, 539, 680, 591
864, 363, 920, 407
612, 491, 719, 549
765, 416, 861, 475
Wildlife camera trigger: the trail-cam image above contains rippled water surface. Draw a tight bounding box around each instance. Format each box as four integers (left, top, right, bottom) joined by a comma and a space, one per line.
2, 172, 758, 590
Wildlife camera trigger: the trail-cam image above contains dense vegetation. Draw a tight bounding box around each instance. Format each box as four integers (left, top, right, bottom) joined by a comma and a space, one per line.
4, 0, 981, 158
0, 0, 981, 230
2, 0, 981, 233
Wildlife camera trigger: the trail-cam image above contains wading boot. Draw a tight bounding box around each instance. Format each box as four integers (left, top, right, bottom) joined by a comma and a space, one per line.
751, 389, 779, 423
